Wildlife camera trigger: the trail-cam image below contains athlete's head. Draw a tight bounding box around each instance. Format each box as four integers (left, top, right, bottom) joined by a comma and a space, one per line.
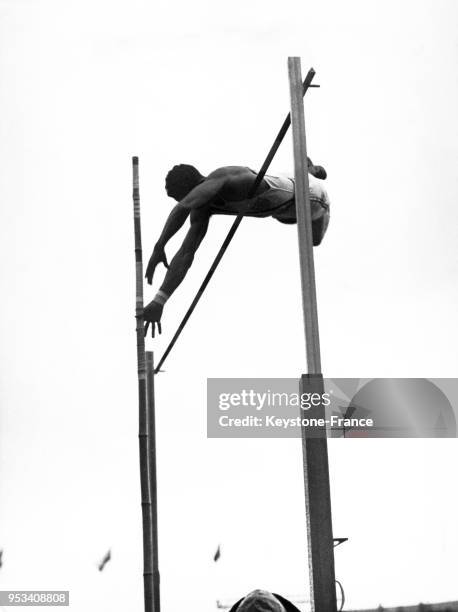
165, 164, 205, 201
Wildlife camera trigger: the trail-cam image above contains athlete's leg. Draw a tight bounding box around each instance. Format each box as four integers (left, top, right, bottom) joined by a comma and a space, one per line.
311, 202, 330, 245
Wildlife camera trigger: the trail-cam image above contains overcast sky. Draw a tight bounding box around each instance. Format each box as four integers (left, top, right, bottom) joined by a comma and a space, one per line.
1, 0, 458, 610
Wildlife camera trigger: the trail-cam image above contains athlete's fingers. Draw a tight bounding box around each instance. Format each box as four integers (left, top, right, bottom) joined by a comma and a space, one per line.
158, 321, 162, 335
144, 321, 150, 337
145, 259, 158, 283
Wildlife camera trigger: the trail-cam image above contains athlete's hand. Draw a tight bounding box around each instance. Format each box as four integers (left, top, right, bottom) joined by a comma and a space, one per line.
145, 244, 169, 285
143, 300, 163, 338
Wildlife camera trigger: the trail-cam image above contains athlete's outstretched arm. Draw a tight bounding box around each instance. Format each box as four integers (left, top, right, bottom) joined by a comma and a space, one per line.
145, 204, 190, 284
143, 208, 210, 337
159, 209, 210, 296
145, 175, 226, 285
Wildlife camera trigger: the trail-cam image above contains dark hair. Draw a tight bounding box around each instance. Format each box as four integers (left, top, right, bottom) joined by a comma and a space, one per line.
165, 164, 205, 201
229, 592, 301, 612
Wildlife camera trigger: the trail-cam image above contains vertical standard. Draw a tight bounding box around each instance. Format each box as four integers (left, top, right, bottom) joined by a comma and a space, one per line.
132, 157, 160, 612
288, 58, 337, 612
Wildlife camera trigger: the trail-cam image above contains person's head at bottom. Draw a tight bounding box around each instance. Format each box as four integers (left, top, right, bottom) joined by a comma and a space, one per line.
230, 590, 301, 612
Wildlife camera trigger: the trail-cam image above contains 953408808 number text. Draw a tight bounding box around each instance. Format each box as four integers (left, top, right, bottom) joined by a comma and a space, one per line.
0, 591, 69, 606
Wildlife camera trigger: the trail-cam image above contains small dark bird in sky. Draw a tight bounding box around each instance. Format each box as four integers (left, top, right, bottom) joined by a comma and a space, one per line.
213, 545, 221, 562
98, 549, 111, 572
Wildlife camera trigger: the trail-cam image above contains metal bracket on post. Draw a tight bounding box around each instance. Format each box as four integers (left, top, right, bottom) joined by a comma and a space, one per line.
288, 58, 337, 612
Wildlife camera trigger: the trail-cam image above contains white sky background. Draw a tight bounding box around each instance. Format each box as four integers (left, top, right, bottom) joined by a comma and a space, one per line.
1, 0, 458, 610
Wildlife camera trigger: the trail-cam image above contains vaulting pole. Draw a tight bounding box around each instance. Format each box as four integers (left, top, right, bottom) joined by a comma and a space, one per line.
288, 58, 337, 612
132, 156, 159, 612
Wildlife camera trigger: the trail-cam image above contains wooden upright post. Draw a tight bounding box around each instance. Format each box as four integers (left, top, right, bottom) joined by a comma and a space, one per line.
288, 58, 337, 612
132, 157, 160, 612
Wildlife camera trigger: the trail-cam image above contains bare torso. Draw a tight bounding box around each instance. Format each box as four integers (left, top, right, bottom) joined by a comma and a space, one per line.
204, 166, 296, 219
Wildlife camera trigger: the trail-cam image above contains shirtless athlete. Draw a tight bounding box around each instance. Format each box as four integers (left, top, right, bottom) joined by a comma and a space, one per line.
143, 159, 330, 336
